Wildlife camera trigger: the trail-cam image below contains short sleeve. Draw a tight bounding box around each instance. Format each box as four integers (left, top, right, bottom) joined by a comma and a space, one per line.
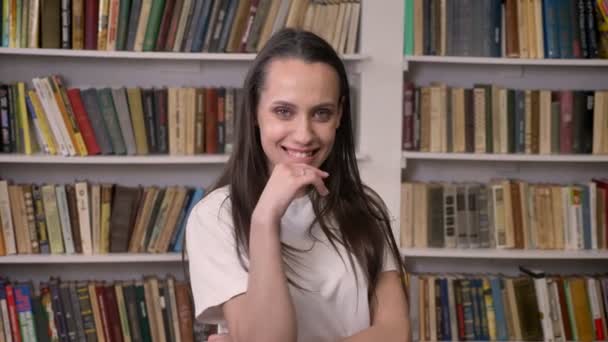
186, 188, 248, 322
381, 240, 398, 272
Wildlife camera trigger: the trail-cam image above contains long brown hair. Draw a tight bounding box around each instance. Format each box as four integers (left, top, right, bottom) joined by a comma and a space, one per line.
212, 28, 406, 304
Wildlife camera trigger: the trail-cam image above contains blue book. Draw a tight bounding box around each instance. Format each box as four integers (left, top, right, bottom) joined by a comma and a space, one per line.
490, 278, 509, 341
218, 0, 239, 52
581, 184, 592, 249
80, 89, 113, 154
461, 280, 475, 340
190, 0, 215, 52
49, 278, 69, 342
542, 0, 561, 58
440, 278, 451, 341
172, 187, 205, 252
168, 188, 194, 251
557, 0, 573, 58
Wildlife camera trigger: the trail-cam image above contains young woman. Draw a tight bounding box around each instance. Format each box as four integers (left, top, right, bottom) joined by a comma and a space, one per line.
186, 28, 410, 342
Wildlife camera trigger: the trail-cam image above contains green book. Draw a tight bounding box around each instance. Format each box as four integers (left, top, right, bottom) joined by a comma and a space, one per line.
96, 88, 127, 155
403, 0, 414, 55
135, 282, 153, 342
15, 0, 22, 47
116, 0, 133, 50
142, 0, 166, 51
1, 0, 9, 46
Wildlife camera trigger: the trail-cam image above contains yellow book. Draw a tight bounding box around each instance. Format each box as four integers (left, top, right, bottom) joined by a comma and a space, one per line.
482, 278, 497, 340
97, 0, 109, 50
8, 0, 17, 47
41, 184, 65, 254
49, 76, 88, 156
100, 184, 112, 254
126, 88, 149, 155
28, 90, 58, 155
17, 82, 32, 155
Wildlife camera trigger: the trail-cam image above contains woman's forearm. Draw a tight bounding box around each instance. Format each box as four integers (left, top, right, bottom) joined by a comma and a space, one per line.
239, 217, 297, 342
340, 322, 410, 342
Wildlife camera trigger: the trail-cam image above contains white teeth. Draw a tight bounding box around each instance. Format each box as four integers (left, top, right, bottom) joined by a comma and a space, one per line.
286, 149, 313, 158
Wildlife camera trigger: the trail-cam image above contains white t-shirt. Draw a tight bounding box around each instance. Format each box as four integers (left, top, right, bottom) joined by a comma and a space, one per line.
186, 186, 397, 342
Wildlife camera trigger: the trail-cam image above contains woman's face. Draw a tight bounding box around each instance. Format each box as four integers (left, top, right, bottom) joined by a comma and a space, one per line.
256, 58, 342, 171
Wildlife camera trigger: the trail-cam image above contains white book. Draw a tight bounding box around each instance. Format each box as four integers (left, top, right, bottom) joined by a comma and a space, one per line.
548, 280, 566, 342
32, 78, 70, 156
533, 275, 553, 342
589, 182, 598, 249
0, 180, 16, 255
28, 0, 40, 48
587, 278, 603, 329
569, 187, 584, 250
345, 0, 360, 54
0, 293, 12, 342
90, 184, 101, 254
55, 185, 75, 254
75, 182, 93, 255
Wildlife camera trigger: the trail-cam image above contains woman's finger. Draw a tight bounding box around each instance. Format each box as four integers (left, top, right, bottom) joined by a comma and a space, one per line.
207, 334, 232, 342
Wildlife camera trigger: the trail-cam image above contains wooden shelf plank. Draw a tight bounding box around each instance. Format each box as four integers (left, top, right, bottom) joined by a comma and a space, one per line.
400, 248, 608, 259
0, 253, 185, 264
0, 153, 369, 164
403, 55, 608, 69
402, 151, 608, 163
0, 48, 367, 61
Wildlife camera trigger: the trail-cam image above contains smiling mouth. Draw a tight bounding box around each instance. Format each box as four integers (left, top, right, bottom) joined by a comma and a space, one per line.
282, 146, 319, 159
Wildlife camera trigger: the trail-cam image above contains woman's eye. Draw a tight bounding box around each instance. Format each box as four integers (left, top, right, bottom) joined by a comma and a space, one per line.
274, 107, 292, 117
314, 109, 332, 121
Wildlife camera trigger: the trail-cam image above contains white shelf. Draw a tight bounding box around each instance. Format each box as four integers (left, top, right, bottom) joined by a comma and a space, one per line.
0, 253, 185, 264
0, 152, 369, 164
400, 248, 608, 260
402, 55, 608, 70
0, 47, 368, 62
0, 154, 231, 164
402, 151, 608, 164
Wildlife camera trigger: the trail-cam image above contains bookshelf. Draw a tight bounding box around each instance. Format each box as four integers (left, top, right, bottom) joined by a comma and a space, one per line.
403, 55, 608, 70
400, 1, 608, 280
0, 1, 405, 284
0, 47, 369, 61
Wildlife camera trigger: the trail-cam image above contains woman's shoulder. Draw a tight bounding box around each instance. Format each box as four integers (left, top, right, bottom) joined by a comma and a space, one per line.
190, 185, 232, 223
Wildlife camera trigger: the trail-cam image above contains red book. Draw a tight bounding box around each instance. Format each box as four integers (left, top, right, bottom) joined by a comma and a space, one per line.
154, 0, 176, 51
556, 278, 573, 341
84, 0, 99, 49
205, 88, 218, 154
164, 0, 184, 51
67, 88, 101, 155
5, 284, 22, 342
95, 284, 112, 342
403, 81, 415, 150
559, 91, 573, 154
104, 285, 124, 342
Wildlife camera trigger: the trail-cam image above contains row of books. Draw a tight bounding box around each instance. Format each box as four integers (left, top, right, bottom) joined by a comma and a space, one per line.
0, 76, 242, 156
400, 179, 608, 250
0, 179, 205, 256
401, 82, 608, 155
0, 0, 361, 54
407, 271, 608, 342
0, 275, 198, 342
403, 0, 608, 59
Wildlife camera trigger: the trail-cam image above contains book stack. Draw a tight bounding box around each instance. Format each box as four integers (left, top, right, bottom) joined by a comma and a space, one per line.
400, 178, 608, 250
0, 275, 195, 342
407, 271, 608, 342
402, 82, 608, 155
403, 0, 608, 59
0, 75, 240, 156
0, 179, 205, 255
0, 0, 362, 54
